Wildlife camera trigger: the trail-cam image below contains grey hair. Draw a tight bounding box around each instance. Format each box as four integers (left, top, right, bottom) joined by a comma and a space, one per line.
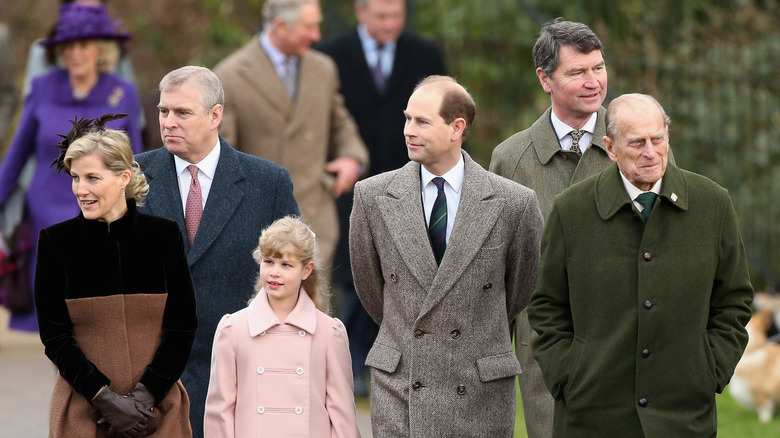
605, 93, 671, 139
263, 0, 319, 29
533, 18, 605, 77
159, 66, 224, 113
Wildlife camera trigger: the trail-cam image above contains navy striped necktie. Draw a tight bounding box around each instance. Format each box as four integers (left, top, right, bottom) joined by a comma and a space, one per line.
429, 177, 447, 265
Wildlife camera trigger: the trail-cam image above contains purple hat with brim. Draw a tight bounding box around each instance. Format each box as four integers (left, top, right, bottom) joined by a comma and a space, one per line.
40, 4, 130, 46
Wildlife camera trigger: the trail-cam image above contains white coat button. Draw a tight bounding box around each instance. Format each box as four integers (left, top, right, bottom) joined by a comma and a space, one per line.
257, 406, 265, 414
295, 407, 303, 415
257, 367, 264, 374
296, 367, 304, 375
260, 331, 266, 336
298, 330, 306, 337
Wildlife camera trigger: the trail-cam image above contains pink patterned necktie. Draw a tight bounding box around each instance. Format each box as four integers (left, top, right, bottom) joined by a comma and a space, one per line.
185, 165, 202, 245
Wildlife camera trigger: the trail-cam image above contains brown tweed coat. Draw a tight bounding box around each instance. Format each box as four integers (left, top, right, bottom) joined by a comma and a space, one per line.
214, 36, 368, 266
349, 152, 543, 437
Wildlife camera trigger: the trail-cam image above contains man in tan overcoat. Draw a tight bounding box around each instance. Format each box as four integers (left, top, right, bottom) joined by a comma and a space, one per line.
214, 0, 368, 269
350, 75, 543, 437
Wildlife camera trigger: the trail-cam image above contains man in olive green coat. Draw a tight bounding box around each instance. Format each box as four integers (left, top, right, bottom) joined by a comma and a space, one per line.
528, 93, 753, 437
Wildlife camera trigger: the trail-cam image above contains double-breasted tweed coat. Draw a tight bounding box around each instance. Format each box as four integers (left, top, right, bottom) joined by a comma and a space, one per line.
214, 37, 368, 267
528, 163, 753, 437
349, 152, 543, 437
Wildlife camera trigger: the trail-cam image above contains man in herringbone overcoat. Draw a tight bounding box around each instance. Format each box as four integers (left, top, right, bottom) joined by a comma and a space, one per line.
350, 76, 543, 437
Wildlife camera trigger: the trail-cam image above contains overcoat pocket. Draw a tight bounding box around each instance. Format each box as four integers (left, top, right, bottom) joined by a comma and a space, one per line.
365, 342, 402, 374
475, 351, 522, 382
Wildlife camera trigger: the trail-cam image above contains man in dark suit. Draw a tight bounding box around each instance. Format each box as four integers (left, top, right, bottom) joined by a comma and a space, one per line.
135, 66, 299, 438
317, 0, 445, 396
350, 76, 543, 437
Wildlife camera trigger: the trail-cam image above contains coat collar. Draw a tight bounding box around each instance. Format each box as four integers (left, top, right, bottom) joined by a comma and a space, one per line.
595, 163, 689, 220
141, 138, 246, 265
378, 151, 503, 316
532, 106, 608, 165
247, 287, 318, 336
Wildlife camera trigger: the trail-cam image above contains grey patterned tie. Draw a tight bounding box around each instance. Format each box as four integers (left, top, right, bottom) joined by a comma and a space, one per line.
282, 57, 297, 99
570, 129, 585, 155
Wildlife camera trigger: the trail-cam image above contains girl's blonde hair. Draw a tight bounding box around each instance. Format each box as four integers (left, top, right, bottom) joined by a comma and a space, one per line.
64, 128, 149, 205
250, 216, 330, 313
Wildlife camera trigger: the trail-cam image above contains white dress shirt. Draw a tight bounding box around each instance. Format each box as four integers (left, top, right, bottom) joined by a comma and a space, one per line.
174, 139, 220, 212
619, 171, 663, 213
357, 25, 396, 78
551, 110, 598, 153
420, 154, 465, 244
260, 32, 298, 85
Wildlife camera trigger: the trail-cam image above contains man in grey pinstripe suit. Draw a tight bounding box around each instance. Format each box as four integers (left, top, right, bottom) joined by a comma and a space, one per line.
489, 19, 611, 437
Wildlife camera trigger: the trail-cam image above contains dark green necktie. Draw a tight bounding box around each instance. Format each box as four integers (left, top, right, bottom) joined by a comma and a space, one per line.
636, 192, 658, 220
429, 177, 447, 265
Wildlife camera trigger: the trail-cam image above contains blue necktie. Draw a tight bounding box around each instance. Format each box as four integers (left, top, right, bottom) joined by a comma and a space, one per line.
373, 43, 386, 93
636, 192, 658, 220
429, 177, 447, 265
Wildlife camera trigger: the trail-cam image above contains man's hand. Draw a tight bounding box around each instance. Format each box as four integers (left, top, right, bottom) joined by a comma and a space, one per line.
326, 157, 362, 197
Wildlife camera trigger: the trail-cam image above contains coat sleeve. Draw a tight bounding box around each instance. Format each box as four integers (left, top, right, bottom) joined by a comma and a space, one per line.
204, 314, 238, 438
349, 183, 385, 323
0, 81, 39, 203
504, 189, 543, 320
708, 192, 753, 393
326, 318, 361, 438
527, 203, 574, 400
35, 228, 111, 401
326, 69, 369, 170
139, 224, 198, 403
272, 165, 301, 219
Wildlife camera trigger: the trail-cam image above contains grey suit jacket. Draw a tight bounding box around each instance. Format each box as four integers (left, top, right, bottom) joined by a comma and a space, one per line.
135, 139, 299, 438
349, 151, 543, 437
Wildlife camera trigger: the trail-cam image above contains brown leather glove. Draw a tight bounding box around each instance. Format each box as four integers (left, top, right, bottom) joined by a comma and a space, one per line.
128, 383, 157, 435
92, 386, 148, 438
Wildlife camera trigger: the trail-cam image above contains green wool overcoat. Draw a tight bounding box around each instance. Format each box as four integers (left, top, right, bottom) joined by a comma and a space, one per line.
528, 163, 753, 437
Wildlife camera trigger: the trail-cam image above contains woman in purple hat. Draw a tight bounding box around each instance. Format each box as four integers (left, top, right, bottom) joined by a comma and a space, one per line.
0, 2, 143, 333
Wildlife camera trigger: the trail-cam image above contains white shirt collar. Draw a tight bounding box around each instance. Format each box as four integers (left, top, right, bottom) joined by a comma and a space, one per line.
420, 153, 465, 194
174, 139, 220, 179
619, 170, 662, 201
550, 110, 598, 141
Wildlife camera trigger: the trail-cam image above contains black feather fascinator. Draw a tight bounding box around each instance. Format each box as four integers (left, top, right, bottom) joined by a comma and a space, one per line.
51, 113, 128, 173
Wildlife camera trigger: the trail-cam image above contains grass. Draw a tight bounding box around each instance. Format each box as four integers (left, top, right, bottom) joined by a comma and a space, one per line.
356, 384, 780, 437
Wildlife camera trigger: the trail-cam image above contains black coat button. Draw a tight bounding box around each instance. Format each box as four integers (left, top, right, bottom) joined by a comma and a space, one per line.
638, 398, 648, 407
390, 273, 397, 282
644, 300, 653, 309
642, 349, 650, 358
450, 329, 461, 339
412, 381, 423, 391
483, 283, 492, 292
457, 385, 467, 395
414, 329, 425, 338
643, 252, 652, 261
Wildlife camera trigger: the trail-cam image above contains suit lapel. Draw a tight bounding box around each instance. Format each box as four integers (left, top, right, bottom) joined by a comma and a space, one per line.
142, 149, 188, 244
187, 139, 245, 265
417, 153, 501, 318
237, 39, 293, 116
376, 162, 438, 289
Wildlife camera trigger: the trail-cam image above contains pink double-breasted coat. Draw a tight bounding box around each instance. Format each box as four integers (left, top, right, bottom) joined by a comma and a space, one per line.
204, 288, 360, 438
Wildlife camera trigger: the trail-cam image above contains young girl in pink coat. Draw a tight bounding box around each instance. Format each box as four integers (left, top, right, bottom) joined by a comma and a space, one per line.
204, 216, 361, 437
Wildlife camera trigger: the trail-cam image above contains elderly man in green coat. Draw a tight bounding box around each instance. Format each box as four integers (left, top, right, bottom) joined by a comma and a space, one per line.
528, 93, 753, 437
